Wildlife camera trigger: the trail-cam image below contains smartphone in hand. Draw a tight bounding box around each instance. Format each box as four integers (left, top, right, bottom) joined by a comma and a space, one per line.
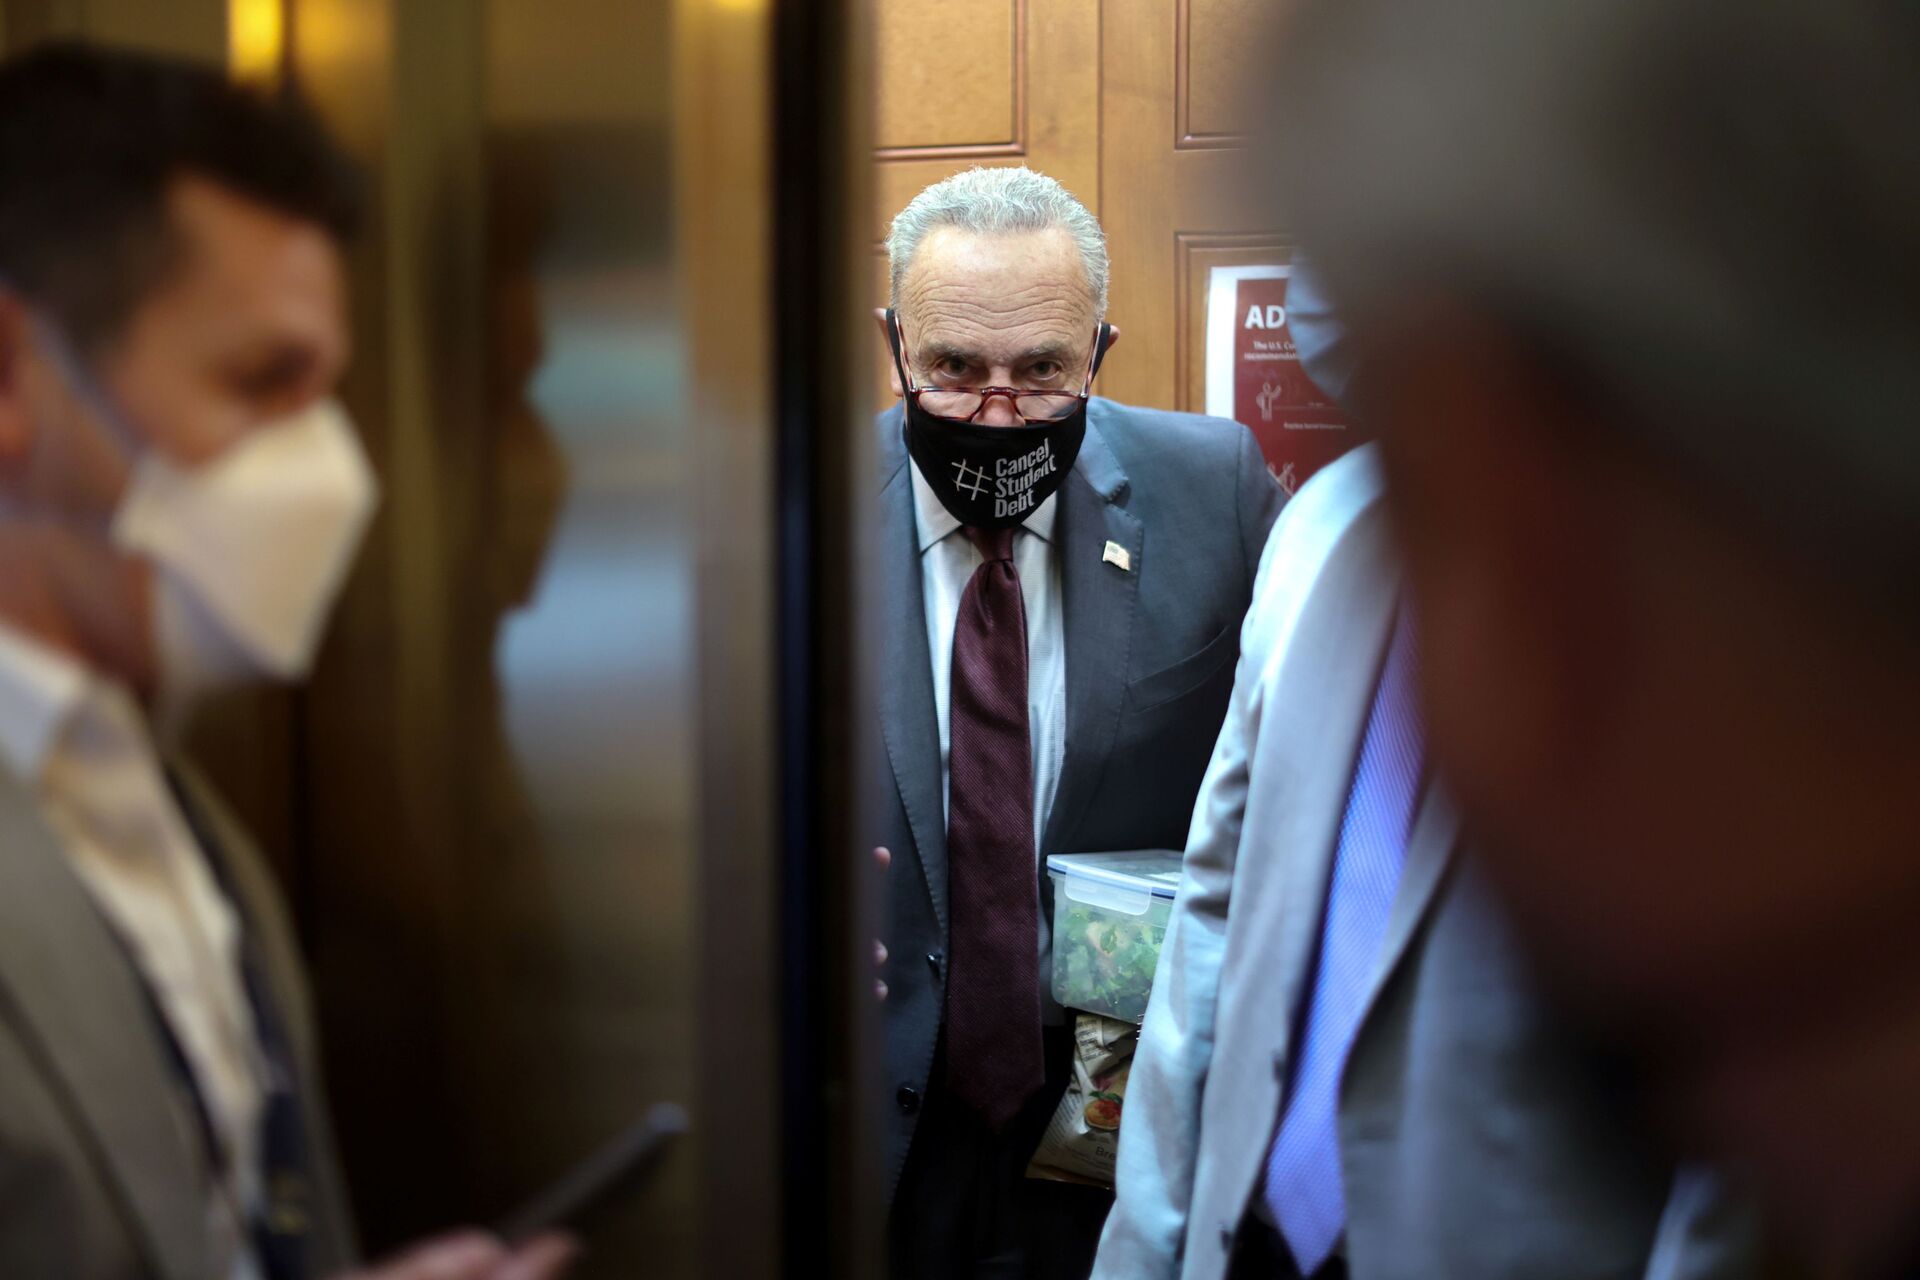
494, 1103, 689, 1246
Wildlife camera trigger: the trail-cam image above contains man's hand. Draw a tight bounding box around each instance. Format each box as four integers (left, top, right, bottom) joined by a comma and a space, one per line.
337, 1231, 578, 1280
875, 846, 891, 1002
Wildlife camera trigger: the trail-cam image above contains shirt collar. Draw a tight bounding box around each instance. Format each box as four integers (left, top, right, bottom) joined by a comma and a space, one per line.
908, 457, 1060, 554
0, 620, 91, 785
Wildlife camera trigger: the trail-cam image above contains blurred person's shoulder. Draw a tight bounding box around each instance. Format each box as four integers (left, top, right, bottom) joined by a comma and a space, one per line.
1242, 444, 1387, 665
1261, 443, 1383, 569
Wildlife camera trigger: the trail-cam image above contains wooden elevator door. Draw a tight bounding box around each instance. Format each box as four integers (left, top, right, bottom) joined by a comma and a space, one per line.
870, 0, 1284, 415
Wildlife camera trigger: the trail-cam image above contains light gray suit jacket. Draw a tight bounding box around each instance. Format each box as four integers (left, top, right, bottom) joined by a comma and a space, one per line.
1094, 447, 1758, 1280
0, 762, 357, 1279
877, 398, 1287, 1190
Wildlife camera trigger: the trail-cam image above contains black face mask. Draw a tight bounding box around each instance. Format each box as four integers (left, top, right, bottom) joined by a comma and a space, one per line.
889, 309, 1110, 530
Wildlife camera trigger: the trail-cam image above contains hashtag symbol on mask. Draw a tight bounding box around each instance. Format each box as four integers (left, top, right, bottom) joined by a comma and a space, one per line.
953, 460, 990, 500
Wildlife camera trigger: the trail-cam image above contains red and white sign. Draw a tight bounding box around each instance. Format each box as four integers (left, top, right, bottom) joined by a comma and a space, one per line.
1205, 264, 1358, 497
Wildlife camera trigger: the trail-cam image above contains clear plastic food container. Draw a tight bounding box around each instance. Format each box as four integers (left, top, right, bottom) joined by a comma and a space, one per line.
1047, 851, 1183, 1023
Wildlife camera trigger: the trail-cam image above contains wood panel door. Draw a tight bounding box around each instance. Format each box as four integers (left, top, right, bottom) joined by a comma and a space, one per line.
1098, 0, 1282, 413
869, 0, 1101, 407
871, 0, 1101, 243
868, 0, 1282, 415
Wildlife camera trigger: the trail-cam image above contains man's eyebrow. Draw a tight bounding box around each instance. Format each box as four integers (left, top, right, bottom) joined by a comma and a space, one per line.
919, 340, 980, 364
915, 341, 1077, 364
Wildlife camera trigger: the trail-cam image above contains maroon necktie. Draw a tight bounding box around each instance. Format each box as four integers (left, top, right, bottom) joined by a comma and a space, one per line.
945, 524, 1045, 1130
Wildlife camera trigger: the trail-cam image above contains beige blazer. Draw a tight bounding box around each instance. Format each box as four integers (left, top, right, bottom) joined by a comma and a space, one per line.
0, 761, 357, 1279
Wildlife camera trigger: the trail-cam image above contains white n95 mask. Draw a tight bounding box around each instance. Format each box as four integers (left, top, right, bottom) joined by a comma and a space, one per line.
112, 398, 379, 689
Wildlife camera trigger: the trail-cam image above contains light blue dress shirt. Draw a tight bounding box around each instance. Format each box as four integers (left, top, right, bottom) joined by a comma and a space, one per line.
910, 460, 1068, 1013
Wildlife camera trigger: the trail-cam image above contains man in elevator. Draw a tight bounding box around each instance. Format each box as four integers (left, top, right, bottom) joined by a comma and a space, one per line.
1091, 267, 1758, 1280
0, 42, 570, 1280
874, 165, 1287, 1278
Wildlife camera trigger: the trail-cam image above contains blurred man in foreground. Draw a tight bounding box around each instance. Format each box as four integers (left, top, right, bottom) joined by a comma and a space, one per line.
1269, 0, 1920, 1271
0, 43, 570, 1280
1093, 270, 1756, 1280
874, 166, 1285, 1277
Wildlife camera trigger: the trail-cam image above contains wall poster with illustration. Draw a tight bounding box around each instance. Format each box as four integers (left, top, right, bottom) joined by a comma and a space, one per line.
1204, 264, 1361, 497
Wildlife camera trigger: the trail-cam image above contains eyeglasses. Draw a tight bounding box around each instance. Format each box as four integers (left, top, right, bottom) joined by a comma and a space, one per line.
890, 314, 1109, 424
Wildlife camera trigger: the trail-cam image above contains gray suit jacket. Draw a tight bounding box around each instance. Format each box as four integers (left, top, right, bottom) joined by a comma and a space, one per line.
0, 762, 358, 1279
877, 397, 1286, 1189
1095, 447, 1759, 1280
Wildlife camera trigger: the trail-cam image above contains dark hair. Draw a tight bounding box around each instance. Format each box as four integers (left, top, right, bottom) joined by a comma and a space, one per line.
0, 41, 362, 350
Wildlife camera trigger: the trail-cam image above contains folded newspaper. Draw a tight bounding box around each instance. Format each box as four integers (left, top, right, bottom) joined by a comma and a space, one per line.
1027, 1013, 1139, 1187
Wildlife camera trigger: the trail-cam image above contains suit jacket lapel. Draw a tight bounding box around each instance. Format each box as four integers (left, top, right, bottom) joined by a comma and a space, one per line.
1353, 782, 1462, 1043
167, 762, 314, 1067
1041, 412, 1142, 855
167, 761, 360, 1269
876, 410, 949, 933
0, 772, 212, 1280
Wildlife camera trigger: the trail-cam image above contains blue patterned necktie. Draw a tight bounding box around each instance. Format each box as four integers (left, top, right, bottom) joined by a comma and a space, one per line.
1264, 615, 1424, 1275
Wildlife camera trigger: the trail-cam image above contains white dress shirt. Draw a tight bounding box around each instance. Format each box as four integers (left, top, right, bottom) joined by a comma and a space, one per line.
0, 622, 266, 1280
910, 460, 1068, 1016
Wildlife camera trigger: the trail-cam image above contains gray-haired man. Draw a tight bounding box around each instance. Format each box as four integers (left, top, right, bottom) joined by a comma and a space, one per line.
871, 166, 1286, 1277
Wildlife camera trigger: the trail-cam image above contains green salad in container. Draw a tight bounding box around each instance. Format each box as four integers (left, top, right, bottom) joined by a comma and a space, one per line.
1048, 852, 1183, 1024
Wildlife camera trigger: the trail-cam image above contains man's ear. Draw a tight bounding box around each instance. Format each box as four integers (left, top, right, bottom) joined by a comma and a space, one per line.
1087, 323, 1119, 381
0, 293, 36, 470
873, 307, 903, 398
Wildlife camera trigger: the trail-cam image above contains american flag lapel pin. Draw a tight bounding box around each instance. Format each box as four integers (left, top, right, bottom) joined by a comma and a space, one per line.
1102, 540, 1132, 572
